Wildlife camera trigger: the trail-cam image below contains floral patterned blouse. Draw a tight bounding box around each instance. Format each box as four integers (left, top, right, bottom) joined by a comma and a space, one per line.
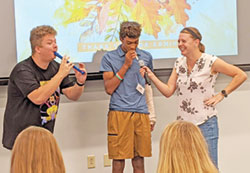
175, 53, 218, 125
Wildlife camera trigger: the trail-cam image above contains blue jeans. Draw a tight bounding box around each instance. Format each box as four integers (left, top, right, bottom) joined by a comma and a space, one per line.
198, 116, 219, 168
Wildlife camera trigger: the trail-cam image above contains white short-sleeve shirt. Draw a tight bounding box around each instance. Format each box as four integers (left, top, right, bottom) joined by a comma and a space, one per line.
175, 53, 218, 125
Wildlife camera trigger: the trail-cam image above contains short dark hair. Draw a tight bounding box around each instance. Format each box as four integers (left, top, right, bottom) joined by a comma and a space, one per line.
119, 21, 141, 39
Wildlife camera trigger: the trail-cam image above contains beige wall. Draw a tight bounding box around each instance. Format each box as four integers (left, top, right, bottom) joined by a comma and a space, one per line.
1, 73, 250, 172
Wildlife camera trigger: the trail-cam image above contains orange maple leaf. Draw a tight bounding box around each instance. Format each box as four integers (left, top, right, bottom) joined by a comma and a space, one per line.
54, 0, 92, 27
158, 13, 174, 36
125, 0, 137, 8
97, 1, 112, 34
130, 0, 161, 38
168, 0, 191, 26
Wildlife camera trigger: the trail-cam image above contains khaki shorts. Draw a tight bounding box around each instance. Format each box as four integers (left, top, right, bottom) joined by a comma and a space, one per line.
107, 110, 152, 159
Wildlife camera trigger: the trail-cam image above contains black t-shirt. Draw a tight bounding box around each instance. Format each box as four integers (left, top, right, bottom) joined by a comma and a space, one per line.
2, 57, 74, 149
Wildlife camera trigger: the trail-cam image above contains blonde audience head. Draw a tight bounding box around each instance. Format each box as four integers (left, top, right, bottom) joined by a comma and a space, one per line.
157, 121, 218, 173
11, 126, 65, 173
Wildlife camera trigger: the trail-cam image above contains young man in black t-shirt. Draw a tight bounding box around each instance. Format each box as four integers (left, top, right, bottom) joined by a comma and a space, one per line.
2, 25, 87, 149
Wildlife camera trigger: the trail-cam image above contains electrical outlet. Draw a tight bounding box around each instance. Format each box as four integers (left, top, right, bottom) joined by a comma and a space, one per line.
104, 154, 111, 167
87, 155, 95, 169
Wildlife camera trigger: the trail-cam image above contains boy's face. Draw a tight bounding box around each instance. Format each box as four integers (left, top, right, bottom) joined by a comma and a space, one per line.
120, 36, 139, 53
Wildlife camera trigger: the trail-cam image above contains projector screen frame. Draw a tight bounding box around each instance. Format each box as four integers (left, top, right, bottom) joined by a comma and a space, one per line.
0, 0, 249, 86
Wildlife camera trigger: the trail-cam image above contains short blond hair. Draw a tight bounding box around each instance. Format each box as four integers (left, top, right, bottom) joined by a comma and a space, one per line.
157, 121, 218, 173
30, 25, 57, 55
11, 126, 65, 173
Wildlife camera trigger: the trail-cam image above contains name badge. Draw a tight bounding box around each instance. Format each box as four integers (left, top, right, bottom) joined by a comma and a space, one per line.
136, 83, 145, 95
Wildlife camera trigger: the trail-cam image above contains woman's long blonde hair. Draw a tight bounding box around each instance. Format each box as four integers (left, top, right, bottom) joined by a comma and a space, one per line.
11, 126, 65, 173
157, 121, 218, 173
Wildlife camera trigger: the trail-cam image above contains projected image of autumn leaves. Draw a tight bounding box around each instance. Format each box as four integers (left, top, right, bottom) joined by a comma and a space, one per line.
54, 0, 191, 42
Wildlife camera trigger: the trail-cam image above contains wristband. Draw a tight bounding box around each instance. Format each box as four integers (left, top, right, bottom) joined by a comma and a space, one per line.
76, 80, 85, 86
115, 73, 123, 81
221, 90, 227, 98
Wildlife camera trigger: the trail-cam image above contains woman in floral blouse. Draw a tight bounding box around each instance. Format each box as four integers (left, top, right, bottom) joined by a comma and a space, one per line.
142, 27, 247, 167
